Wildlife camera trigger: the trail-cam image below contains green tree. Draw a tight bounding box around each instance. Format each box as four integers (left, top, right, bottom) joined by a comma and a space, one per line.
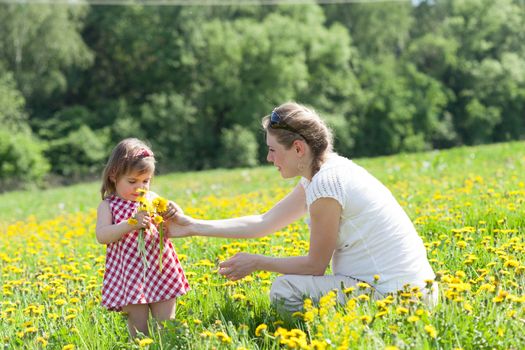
138, 92, 199, 171
323, 1, 413, 58
0, 66, 49, 189
0, 4, 93, 111
412, 0, 525, 144
0, 69, 28, 133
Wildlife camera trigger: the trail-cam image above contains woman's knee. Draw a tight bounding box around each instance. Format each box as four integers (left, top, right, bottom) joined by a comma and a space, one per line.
269, 275, 307, 312
270, 276, 293, 302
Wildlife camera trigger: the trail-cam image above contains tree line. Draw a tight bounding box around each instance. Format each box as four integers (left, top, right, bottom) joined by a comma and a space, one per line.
1, 0, 524, 191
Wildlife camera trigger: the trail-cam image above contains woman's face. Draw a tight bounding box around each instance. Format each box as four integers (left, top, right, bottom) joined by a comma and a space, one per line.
113, 170, 153, 201
266, 132, 300, 178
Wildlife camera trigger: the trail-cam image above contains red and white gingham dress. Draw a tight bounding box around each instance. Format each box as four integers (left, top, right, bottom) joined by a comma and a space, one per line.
101, 194, 190, 311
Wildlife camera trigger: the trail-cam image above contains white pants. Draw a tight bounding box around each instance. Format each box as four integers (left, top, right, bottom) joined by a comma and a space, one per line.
270, 274, 378, 312
270, 274, 439, 312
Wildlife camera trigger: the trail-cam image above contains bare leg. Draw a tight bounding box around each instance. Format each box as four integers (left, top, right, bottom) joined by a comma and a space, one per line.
150, 297, 177, 324
122, 304, 150, 338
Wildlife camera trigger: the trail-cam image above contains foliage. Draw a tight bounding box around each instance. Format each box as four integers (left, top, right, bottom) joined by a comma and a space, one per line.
0, 1, 525, 189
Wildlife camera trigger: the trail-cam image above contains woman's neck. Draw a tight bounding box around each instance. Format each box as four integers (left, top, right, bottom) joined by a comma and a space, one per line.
302, 152, 331, 180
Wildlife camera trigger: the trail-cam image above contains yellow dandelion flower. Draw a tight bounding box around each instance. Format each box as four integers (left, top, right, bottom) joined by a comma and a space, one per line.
360, 315, 372, 325
396, 307, 409, 315
137, 338, 154, 347
376, 310, 388, 318
273, 320, 284, 327
37, 337, 48, 346
127, 218, 138, 226
153, 215, 164, 225
62, 345, 75, 350
304, 310, 315, 322
424, 324, 438, 338
497, 327, 504, 337
153, 197, 168, 213
357, 282, 371, 289
215, 331, 232, 343
232, 293, 246, 301
357, 294, 370, 302
407, 315, 419, 323
255, 323, 267, 336
311, 339, 328, 350
343, 287, 355, 294
200, 331, 213, 338
24, 326, 37, 333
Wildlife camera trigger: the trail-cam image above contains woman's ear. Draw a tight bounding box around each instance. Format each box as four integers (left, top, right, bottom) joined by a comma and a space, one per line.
293, 139, 306, 156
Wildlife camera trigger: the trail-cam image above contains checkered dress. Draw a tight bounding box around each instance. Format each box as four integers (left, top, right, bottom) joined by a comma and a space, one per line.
101, 194, 190, 311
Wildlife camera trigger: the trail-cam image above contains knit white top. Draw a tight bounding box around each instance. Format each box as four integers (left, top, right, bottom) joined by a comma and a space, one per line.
300, 154, 435, 294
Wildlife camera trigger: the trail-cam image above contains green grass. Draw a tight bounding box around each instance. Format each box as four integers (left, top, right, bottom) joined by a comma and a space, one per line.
1, 141, 524, 349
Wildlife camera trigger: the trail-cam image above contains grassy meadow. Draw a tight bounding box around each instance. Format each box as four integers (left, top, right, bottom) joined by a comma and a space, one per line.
1, 141, 524, 349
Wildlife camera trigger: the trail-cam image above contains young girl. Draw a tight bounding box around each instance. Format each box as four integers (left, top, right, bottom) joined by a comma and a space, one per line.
96, 138, 189, 337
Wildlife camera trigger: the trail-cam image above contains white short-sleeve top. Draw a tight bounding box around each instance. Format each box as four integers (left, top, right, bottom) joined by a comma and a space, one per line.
300, 154, 435, 294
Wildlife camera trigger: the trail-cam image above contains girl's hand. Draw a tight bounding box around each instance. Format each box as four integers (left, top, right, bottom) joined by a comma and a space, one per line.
218, 253, 258, 281
130, 211, 151, 230
166, 213, 195, 238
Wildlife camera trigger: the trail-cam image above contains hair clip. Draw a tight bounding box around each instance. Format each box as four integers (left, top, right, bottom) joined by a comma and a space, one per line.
136, 149, 153, 158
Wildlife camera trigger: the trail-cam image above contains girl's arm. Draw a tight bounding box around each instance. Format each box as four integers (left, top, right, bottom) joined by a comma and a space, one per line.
168, 183, 308, 239
95, 201, 150, 244
218, 197, 341, 279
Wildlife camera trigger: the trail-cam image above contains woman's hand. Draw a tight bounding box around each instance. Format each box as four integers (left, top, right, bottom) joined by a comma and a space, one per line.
218, 253, 259, 281
166, 213, 196, 238
161, 200, 183, 221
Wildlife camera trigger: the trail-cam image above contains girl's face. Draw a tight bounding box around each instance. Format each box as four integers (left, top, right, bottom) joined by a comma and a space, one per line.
113, 170, 153, 201
266, 132, 300, 178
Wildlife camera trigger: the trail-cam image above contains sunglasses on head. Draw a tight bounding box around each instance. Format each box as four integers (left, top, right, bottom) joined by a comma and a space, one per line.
269, 110, 307, 141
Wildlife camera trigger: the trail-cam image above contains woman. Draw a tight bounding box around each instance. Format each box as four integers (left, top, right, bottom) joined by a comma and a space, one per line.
168, 102, 437, 312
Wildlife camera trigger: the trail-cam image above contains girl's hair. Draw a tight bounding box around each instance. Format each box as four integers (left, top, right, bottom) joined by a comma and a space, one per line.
100, 138, 156, 199
262, 102, 333, 176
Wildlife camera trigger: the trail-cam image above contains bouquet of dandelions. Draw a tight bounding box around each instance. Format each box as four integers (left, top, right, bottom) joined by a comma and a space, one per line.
127, 189, 169, 274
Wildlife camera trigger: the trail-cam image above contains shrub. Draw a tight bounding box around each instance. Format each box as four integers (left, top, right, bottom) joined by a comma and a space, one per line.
45, 125, 108, 180
219, 124, 259, 168
0, 130, 50, 190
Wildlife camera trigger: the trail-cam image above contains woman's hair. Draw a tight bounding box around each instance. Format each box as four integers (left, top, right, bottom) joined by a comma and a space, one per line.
100, 138, 156, 199
262, 102, 333, 176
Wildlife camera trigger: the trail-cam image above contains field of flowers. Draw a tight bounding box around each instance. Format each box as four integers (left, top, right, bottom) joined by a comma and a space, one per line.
1, 141, 524, 349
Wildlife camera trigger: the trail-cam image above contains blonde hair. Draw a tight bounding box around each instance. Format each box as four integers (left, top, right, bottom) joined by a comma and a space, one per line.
100, 138, 156, 199
262, 102, 333, 176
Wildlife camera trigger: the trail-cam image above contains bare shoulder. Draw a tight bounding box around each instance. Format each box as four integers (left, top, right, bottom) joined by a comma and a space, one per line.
97, 200, 111, 213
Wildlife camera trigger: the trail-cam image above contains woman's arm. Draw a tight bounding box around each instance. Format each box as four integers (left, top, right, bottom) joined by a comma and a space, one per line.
95, 201, 150, 244
167, 183, 307, 239
218, 197, 342, 280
